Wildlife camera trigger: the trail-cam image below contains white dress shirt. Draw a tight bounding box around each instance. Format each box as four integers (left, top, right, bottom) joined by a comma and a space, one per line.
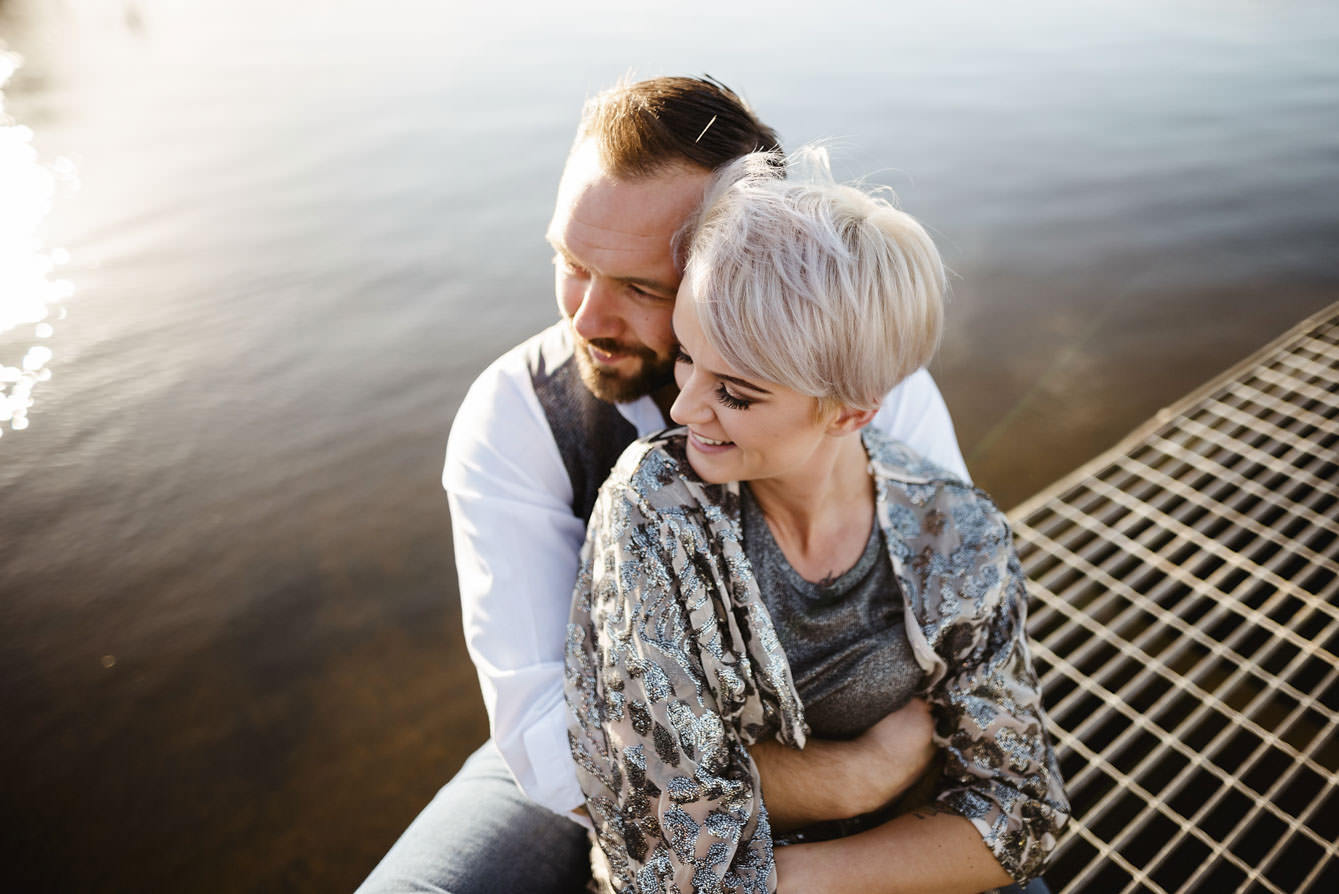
443, 327, 969, 819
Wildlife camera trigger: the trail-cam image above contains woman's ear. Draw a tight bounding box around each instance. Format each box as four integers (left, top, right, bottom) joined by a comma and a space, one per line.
827, 404, 878, 434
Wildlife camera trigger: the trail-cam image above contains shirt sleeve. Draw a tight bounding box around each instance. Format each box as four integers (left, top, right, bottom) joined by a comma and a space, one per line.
444, 355, 588, 817
923, 498, 1070, 881
872, 368, 970, 483
566, 480, 778, 894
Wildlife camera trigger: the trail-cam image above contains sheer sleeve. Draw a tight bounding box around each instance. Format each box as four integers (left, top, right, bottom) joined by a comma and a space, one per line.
565, 465, 791, 894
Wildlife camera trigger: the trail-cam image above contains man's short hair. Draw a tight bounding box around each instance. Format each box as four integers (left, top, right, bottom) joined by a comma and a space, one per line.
682, 146, 946, 412
575, 76, 782, 178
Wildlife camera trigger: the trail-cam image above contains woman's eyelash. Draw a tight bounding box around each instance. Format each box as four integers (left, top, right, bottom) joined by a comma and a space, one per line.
676, 347, 752, 409
715, 385, 752, 410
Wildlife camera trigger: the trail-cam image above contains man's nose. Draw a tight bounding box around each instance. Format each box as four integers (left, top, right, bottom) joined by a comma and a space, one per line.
570, 278, 621, 341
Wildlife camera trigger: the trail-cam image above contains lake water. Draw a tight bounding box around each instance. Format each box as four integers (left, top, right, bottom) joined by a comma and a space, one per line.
2, 0, 1337, 889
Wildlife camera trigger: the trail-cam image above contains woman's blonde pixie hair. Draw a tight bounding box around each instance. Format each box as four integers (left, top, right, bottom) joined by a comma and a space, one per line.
680, 146, 945, 412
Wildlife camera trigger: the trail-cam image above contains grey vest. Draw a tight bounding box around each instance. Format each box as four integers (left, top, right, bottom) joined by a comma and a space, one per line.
527, 323, 641, 522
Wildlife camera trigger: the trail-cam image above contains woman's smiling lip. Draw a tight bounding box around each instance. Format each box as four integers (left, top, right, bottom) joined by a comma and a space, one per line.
687, 429, 734, 452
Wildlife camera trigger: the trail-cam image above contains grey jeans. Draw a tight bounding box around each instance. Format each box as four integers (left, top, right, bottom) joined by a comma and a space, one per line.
356, 739, 1051, 894
356, 741, 592, 894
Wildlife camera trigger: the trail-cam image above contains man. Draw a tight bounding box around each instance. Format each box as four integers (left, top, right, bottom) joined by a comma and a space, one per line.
359, 77, 983, 894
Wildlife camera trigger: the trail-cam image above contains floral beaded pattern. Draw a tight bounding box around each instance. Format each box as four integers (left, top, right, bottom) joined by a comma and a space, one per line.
565, 428, 1069, 893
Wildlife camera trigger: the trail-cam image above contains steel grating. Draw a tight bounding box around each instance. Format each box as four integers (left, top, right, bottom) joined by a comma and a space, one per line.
1010, 302, 1339, 893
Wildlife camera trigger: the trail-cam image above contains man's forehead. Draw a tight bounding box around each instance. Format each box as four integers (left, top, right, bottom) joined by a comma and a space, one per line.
553, 140, 607, 204
548, 209, 671, 254
551, 141, 710, 235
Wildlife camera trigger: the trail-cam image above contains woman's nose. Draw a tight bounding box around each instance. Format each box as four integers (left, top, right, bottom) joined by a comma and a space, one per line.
669, 372, 711, 426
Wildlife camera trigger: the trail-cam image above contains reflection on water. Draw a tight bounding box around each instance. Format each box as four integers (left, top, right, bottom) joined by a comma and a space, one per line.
0, 48, 73, 436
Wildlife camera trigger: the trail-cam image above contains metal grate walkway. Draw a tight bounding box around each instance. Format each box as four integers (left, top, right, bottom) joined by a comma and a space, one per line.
1011, 302, 1339, 893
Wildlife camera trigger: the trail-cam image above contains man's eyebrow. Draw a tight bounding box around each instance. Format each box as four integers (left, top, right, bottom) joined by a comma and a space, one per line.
548, 242, 677, 295
622, 274, 677, 295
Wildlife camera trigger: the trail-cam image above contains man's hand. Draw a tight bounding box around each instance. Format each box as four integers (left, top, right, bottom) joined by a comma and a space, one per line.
854, 698, 936, 808
750, 697, 936, 831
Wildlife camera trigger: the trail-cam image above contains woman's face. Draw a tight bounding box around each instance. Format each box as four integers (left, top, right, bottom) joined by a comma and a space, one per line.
668, 288, 837, 486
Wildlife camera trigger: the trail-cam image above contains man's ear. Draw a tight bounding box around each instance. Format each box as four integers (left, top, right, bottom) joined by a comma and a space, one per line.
827, 404, 878, 434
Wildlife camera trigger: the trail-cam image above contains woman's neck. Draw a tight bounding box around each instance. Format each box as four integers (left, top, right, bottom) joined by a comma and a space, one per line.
746, 433, 876, 584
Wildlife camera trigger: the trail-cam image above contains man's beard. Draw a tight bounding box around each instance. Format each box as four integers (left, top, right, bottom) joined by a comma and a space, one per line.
572, 334, 676, 404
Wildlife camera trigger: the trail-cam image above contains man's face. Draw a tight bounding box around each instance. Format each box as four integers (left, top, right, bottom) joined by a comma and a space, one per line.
546, 141, 712, 403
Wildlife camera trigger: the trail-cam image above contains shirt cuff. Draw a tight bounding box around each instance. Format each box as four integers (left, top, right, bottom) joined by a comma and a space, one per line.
516, 701, 589, 824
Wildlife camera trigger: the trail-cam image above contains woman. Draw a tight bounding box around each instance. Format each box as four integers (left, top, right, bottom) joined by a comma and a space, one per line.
564, 148, 1068, 894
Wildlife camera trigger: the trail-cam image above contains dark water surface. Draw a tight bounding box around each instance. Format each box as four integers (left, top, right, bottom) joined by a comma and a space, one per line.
2, 0, 1337, 890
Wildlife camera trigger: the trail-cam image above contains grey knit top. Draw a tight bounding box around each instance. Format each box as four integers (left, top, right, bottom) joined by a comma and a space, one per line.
740, 484, 922, 740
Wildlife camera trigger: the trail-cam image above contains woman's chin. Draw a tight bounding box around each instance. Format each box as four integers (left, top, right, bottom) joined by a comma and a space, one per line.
684, 450, 732, 485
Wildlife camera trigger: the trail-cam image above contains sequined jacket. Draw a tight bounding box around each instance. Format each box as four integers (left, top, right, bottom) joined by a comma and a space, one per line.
565, 428, 1069, 893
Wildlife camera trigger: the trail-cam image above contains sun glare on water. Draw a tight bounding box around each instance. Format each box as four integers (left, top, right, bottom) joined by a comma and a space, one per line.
0, 49, 74, 437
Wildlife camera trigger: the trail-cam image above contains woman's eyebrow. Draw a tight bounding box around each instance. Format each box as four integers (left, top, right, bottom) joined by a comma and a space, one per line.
674, 326, 771, 394
716, 371, 771, 395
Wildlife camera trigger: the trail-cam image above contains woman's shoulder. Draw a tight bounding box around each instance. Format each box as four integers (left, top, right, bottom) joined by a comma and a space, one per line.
863, 428, 1011, 543
862, 427, 971, 489
600, 427, 734, 518
603, 427, 689, 495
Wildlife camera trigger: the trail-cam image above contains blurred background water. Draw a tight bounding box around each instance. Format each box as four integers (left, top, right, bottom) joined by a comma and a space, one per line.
1, 0, 1336, 889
